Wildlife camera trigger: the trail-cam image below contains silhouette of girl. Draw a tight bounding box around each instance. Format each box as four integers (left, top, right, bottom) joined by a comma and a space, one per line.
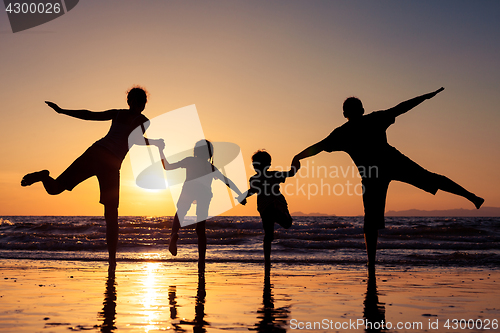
158, 139, 244, 268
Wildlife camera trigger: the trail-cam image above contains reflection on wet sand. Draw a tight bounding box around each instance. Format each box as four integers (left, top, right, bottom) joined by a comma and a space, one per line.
98, 263, 290, 333
169, 285, 178, 320
250, 273, 290, 332
168, 284, 186, 332
99, 267, 117, 333
2, 260, 496, 332
179, 266, 209, 332
363, 269, 386, 332
97, 264, 382, 332
99, 263, 210, 332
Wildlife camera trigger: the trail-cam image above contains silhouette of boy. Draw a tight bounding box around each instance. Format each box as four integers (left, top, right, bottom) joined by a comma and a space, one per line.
293, 87, 484, 268
21, 87, 164, 266
239, 150, 299, 273
159, 139, 244, 269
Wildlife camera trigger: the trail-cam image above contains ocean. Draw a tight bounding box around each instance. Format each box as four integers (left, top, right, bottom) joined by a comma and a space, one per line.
0, 216, 499, 268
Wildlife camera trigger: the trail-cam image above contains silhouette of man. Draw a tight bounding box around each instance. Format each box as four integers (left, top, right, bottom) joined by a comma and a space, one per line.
293, 87, 484, 268
21, 87, 164, 266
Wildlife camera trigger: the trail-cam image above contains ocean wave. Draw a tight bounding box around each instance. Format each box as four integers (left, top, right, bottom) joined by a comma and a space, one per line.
1, 216, 499, 267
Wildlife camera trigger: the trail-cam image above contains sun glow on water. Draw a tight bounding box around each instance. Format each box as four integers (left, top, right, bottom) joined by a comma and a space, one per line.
141, 262, 162, 332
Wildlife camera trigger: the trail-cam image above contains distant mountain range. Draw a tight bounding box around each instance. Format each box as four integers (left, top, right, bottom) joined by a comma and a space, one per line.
291, 211, 335, 216
385, 206, 500, 217
291, 207, 500, 217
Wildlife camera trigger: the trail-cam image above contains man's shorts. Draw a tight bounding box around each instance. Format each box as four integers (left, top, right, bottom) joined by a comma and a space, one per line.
362, 153, 440, 232
390, 153, 440, 195
56, 144, 122, 208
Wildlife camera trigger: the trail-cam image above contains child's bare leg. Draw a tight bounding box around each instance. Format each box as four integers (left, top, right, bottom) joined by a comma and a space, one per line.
196, 221, 207, 271
169, 213, 181, 256
264, 239, 272, 274
21, 170, 65, 195
262, 218, 274, 275
263, 232, 273, 275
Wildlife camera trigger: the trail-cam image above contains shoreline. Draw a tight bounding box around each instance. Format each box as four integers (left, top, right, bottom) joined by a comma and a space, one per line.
1, 259, 499, 332
2, 249, 499, 269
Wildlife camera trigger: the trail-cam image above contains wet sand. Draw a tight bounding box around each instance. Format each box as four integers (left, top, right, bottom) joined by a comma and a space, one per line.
0, 259, 499, 332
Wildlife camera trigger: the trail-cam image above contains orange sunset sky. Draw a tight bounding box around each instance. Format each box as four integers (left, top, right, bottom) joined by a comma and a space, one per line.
1, 1, 499, 216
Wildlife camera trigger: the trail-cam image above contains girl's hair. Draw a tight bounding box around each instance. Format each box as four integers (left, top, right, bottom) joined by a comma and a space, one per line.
251, 150, 271, 168
127, 86, 149, 105
194, 140, 215, 172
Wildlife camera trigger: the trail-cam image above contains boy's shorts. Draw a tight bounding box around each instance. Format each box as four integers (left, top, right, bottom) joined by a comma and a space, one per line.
259, 195, 293, 235
56, 144, 122, 208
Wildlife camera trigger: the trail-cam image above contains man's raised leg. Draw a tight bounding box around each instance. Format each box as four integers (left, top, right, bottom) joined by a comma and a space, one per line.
434, 174, 484, 209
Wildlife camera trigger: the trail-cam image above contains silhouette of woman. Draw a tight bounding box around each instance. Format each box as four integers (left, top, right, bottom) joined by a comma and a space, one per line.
21, 87, 164, 266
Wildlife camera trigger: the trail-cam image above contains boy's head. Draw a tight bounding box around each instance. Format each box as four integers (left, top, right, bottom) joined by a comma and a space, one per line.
343, 97, 364, 120
194, 139, 214, 160
252, 150, 271, 171
127, 86, 148, 112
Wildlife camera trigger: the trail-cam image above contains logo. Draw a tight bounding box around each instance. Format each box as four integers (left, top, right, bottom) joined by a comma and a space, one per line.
3, 0, 79, 33
128, 105, 247, 227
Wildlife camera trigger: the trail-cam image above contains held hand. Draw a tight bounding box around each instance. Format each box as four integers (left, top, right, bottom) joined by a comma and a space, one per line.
426, 87, 444, 99
154, 139, 165, 151
236, 194, 247, 204
45, 101, 62, 113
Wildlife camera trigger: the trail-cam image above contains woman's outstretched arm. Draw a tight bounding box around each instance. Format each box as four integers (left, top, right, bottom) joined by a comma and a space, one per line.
45, 101, 118, 121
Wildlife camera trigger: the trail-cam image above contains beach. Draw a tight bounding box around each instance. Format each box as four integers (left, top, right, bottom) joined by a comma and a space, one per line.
2, 0, 500, 332
1, 259, 498, 332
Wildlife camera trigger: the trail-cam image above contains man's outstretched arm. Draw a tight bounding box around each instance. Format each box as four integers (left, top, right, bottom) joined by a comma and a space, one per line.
46, 101, 117, 121
386, 87, 444, 118
294, 141, 326, 162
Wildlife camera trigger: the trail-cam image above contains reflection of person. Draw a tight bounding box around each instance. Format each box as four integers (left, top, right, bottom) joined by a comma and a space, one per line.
251, 273, 290, 332
363, 269, 386, 333
293, 87, 484, 268
158, 140, 244, 268
179, 265, 209, 332
21, 87, 164, 266
168, 285, 178, 320
238, 150, 299, 274
99, 267, 117, 333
